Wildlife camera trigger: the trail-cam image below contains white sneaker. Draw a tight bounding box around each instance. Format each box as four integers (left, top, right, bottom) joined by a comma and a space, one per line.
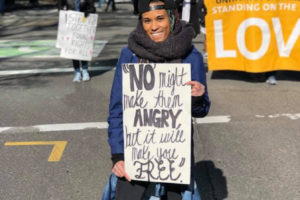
203, 52, 208, 61
82, 69, 90, 81
73, 71, 81, 82
266, 75, 277, 85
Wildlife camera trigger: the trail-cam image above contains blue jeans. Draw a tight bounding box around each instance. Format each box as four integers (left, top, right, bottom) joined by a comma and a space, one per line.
102, 174, 118, 200
102, 174, 202, 200
98, 0, 104, 8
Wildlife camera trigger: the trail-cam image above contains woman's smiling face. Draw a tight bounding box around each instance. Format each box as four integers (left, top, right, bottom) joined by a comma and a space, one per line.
141, 1, 171, 42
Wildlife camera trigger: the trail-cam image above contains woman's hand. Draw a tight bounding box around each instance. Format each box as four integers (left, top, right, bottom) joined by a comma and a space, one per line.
112, 161, 131, 182
186, 81, 205, 97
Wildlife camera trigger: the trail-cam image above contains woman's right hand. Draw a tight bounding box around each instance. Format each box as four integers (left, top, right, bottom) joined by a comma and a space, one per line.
112, 161, 131, 182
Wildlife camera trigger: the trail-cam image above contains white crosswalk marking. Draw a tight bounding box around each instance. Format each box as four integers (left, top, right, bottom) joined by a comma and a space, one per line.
0, 116, 231, 133
0, 66, 115, 76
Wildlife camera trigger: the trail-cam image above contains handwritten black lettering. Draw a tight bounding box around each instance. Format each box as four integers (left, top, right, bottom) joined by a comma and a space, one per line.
144, 64, 155, 90
154, 90, 183, 109
133, 159, 182, 182
129, 64, 155, 92
155, 158, 169, 181
123, 90, 148, 111
132, 146, 153, 161
159, 67, 188, 95
63, 48, 76, 54
125, 126, 142, 148
143, 130, 157, 144
134, 160, 156, 181
156, 148, 179, 160
133, 109, 182, 128
70, 39, 89, 48
160, 129, 186, 143
179, 157, 185, 167
168, 159, 181, 181
66, 23, 95, 34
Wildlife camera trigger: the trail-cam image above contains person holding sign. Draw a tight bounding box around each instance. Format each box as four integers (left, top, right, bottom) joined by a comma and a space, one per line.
103, 0, 210, 199
64, 0, 96, 82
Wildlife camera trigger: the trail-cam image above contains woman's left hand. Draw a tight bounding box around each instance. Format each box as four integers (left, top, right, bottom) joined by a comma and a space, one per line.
186, 81, 205, 97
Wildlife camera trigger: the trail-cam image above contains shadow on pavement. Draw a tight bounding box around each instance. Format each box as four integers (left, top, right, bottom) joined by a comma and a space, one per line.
195, 160, 228, 200
211, 70, 300, 83
0, 20, 58, 38
92, 58, 118, 66
0, 73, 53, 89
3, 3, 57, 13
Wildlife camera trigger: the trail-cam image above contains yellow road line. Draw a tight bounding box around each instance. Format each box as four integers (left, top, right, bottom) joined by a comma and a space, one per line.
4, 141, 67, 162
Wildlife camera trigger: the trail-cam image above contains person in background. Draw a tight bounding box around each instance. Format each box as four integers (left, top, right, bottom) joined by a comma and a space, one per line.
58, 0, 67, 10
0, 0, 4, 15
105, 0, 116, 12
29, 0, 39, 7
266, 71, 277, 85
176, 0, 200, 37
103, 0, 210, 199
132, 0, 138, 15
98, 0, 104, 9
199, 0, 207, 60
181, 0, 191, 23
64, 0, 96, 82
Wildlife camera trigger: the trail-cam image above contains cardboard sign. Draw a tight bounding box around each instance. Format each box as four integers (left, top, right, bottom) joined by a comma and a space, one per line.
56, 10, 68, 48
57, 10, 98, 61
205, 0, 300, 72
122, 63, 191, 184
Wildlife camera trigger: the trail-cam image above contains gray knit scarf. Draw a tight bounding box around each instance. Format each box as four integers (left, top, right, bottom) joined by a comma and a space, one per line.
128, 20, 195, 62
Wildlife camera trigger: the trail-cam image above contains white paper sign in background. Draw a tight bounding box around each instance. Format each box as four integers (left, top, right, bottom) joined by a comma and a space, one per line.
56, 10, 68, 48
122, 63, 191, 184
57, 10, 98, 61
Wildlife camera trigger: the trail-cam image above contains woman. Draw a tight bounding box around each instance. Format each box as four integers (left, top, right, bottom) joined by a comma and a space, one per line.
65, 0, 96, 82
105, 0, 210, 199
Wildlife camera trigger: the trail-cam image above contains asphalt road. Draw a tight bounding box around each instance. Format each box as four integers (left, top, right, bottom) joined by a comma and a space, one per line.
0, 3, 299, 200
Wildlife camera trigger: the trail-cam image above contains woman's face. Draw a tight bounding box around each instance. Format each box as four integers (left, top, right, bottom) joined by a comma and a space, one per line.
142, 2, 171, 42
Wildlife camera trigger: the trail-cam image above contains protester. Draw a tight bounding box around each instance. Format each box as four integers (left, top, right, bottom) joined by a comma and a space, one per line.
98, 0, 104, 9
57, 0, 67, 10
0, 0, 4, 15
64, 0, 96, 82
181, 0, 191, 22
132, 0, 138, 15
199, 0, 207, 59
266, 71, 277, 85
105, 0, 116, 12
29, 0, 39, 7
176, 0, 201, 37
102, 0, 210, 199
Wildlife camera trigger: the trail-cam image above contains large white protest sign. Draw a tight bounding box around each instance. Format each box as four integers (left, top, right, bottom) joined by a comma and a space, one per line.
122, 63, 191, 184
56, 10, 68, 48
57, 10, 98, 61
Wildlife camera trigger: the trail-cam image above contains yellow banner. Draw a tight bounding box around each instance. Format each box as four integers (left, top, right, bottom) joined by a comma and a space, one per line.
205, 0, 300, 72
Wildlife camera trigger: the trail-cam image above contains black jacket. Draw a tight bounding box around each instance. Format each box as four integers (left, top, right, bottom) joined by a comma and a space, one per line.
176, 0, 201, 36
65, 0, 96, 13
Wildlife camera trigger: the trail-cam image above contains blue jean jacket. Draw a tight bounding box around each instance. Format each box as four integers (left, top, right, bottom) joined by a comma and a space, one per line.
102, 174, 201, 200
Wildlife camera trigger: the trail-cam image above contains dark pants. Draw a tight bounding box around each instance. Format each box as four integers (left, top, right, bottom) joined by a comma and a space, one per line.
72, 60, 88, 70
133, 0, 138, 14
266, 71, 276, 77
0, 0, 4, 14
106, 0, 116, 11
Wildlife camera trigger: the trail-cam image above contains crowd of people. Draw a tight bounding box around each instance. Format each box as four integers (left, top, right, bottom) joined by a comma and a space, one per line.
92, 0, 279, 85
